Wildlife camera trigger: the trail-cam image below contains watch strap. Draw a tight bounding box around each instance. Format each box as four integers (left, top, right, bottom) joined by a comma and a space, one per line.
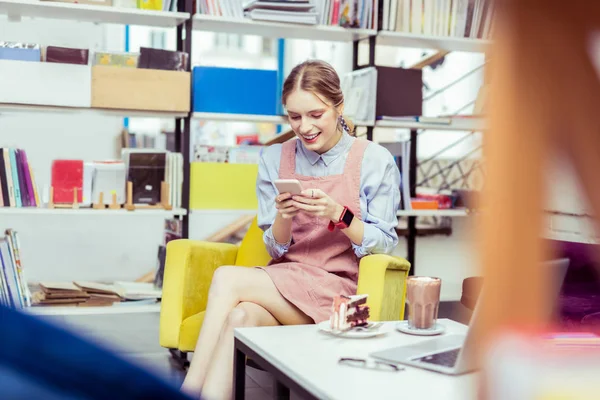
328, 206, 353, 231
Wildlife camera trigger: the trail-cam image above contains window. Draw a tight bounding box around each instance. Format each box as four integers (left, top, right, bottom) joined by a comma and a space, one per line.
149, 30, 167, 49
214, 33, 243, 50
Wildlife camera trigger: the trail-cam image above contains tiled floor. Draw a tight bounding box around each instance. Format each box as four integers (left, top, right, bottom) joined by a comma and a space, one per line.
37, 312, 288, 400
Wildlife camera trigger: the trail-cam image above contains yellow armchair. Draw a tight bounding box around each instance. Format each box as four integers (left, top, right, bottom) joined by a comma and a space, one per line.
159, 217, 410, 354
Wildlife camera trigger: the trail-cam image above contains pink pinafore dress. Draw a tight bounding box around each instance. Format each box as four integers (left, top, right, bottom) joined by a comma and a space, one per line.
259, 138, 369, 323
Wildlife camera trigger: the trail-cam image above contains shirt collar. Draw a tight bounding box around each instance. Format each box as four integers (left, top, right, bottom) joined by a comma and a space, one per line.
298, 133, 352, 167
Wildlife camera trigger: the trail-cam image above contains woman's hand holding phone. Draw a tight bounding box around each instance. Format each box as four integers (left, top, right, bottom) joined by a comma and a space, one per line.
275, 192, 299, 219
273, 179, 302, 220
272, 191, 298, 246
292, 188, 343, 222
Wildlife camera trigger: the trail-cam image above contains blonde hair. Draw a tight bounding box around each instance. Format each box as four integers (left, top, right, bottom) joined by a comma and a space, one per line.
281, 60, 355, 135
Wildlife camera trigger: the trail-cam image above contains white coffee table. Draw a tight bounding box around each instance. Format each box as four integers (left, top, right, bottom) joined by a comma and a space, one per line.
233, 318, 478, 400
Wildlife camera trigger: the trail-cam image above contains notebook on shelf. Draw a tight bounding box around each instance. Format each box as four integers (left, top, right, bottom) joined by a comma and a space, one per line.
121, 149, 167, 206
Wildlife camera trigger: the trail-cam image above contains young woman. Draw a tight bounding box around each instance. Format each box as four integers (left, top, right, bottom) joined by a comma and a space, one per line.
181, 59, 400, 399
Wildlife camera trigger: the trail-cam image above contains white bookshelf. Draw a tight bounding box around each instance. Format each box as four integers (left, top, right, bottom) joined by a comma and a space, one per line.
192, 14, 376, 42
353, 120, 376, 127
0, 207, 187, 217
24, 302, 161, 316
0, 103, 188, 118
397, 209, 470, 217
377, 31, 492, 53
192, 112, 289, 124
543, 211, 599, 245
376, 117, 487, 131
357, 117, 487, 131
0, 0, 189, 27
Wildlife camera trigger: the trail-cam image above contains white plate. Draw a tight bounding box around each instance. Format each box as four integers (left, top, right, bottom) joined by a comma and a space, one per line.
395, 321, 446, 336
317, 321, 388, 339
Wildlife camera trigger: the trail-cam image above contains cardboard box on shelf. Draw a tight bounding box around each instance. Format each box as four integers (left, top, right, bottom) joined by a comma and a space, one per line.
91, 66, 190, 112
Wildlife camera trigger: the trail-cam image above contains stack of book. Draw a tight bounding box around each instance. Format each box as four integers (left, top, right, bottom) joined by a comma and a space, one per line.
0, 148, 40, 208
32, 283, 91, 307
243, 0, 318, 25
196, 0, 376, 28
30, 281, 162, 308
0, 229, 31, 309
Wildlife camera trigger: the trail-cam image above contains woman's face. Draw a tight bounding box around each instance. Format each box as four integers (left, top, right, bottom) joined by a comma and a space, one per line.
285, 88, 342, 154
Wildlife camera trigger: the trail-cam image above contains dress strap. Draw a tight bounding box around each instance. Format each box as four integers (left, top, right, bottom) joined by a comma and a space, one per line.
341, 138, 369, 219
278, 139, 297, 178
344, 137, 369, 169
343, 138, 369, 190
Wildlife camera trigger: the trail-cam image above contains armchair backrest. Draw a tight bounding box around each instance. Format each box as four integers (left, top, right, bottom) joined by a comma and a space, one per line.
235, 217, 272, 267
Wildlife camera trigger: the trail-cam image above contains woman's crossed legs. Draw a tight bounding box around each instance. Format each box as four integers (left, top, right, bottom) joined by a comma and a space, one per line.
181, 266, 313, 400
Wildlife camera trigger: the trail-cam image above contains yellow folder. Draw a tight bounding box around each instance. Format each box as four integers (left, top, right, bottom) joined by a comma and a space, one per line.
190, 162, 258, 210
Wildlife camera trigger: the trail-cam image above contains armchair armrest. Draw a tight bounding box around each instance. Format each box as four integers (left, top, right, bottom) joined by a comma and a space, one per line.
356, 254, 411, 321
159, 239, 238, 349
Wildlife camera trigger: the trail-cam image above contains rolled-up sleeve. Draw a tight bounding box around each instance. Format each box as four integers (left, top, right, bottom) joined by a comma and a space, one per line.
352, 146, 401, 257
256, 145, 291, 259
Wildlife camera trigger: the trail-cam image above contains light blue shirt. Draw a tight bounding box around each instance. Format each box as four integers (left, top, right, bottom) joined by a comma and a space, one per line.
256, 133, 401, 260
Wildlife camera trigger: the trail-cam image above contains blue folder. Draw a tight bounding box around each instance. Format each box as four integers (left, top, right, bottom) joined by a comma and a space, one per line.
192, 66, 279, 115
0, 305, 195, 400
0, 47, 41, 62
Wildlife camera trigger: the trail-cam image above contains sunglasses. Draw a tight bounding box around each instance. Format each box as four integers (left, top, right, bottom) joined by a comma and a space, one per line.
338, 357, 404, 372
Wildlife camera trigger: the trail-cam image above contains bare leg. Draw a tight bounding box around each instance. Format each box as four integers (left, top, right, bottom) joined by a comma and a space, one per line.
180, 266, 240, 397
201, 302, 279, 400
181, 267, 312, 397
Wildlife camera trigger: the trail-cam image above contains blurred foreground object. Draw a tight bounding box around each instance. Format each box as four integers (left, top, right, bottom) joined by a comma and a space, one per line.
0, 305, 193, 400
481, 0, 600, 348
484, 331, 600, 400
480, 0, 600, 397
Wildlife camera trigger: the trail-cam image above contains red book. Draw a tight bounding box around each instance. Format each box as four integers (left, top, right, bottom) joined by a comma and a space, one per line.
51, 160, 83, 204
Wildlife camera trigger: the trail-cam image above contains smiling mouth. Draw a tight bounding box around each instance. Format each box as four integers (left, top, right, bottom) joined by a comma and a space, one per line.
301, 132, 321, 143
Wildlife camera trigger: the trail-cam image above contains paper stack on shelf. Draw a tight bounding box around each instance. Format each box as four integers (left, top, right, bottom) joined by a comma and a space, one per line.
243, 0, 318, 25
112, 281, 162, 300
29, 280, 162, 308
72, 282, 122, 306
75, 281, 161, 301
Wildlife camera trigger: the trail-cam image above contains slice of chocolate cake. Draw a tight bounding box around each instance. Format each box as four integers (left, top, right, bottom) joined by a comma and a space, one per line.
330, 294, 370, 331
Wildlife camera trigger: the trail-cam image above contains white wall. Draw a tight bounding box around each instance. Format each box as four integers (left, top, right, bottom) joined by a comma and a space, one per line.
393, 217, 479, 300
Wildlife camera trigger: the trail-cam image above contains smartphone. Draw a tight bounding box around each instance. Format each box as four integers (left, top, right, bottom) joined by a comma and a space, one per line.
274, 179, 303, 195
